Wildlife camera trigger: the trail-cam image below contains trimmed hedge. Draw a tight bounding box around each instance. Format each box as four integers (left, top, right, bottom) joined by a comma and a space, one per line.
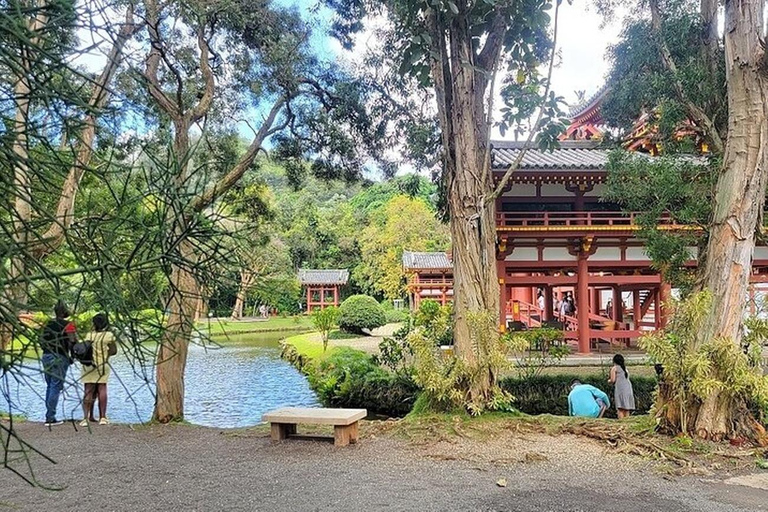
338, 295, 386, 334
500, 374, 657, 418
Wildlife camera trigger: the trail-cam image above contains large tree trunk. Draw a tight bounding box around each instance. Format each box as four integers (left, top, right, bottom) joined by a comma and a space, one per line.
438, 14, 500, 400
231, 270, 254, 320
7, 1, 49, 310
694, 0, 768, 439
153, 240, 197, 422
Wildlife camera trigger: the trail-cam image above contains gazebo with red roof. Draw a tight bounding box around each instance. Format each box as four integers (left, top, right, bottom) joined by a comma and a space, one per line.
298, 269, 349, 313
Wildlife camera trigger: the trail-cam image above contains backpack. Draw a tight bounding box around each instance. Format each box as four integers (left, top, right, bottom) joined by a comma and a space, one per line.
72, 340, 94, 365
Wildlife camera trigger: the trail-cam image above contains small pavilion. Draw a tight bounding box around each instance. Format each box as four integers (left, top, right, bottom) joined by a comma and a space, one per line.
402, 251, 453, 309
298, 269, 349, 313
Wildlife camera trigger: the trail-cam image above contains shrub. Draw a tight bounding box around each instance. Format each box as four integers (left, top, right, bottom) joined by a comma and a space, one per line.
307, 348, 418, 417
409, 311, 516, 415
385, 308, 409, 324
414, 300, 453, 346
338, 295, 386, 334
500, 373, 657, 418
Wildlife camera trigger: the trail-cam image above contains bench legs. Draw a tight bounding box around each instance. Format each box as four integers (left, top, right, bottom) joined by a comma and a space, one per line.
270, 423, 297, 441
334, 421, 359, 447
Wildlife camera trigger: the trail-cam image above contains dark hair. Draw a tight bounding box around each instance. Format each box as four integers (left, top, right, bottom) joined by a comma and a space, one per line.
92, 312, 109, 332
613, 354, 628, 378
54, 301, 70, 319
570, 379, 581, 389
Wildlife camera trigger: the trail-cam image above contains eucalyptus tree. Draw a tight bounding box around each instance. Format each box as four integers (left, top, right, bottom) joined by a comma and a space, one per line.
602, 0, 768, 440
131, 0, 382, 421
2, 0, 139, 315
326, 0, 566, 403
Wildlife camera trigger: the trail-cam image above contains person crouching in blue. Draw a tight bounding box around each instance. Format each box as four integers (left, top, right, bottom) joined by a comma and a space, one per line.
568, 379, 609, 418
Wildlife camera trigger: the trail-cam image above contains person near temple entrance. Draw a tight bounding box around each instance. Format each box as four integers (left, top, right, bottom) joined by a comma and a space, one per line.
568, 380, 609, 418
605, 299, 613, 319
537, 289, 545, 311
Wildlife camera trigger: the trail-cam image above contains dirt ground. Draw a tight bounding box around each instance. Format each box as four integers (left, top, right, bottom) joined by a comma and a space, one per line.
2, 419, 768, 512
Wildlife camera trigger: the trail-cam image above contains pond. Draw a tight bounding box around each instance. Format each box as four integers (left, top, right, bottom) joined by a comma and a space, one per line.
1, 331, 319, 428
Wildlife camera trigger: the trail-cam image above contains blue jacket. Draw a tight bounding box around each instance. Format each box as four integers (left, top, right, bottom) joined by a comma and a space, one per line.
568, 384, 610, 418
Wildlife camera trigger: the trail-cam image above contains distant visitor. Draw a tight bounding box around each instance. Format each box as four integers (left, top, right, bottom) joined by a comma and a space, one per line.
568, 380, 609, 418
77, 313, 118, 426
40, 301, 77, 427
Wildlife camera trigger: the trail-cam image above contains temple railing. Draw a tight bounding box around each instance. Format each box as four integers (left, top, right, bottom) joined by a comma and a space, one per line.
408, 277, 453, 287
495, 211, 673, 228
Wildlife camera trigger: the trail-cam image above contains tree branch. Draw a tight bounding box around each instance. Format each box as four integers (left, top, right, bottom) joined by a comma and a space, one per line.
476, 8, 507, 73
649, 0, 724, 154
189, 97, 287, 213
143, 0, 180, 116
34, 4, 140, 259
189, 24, 215, 124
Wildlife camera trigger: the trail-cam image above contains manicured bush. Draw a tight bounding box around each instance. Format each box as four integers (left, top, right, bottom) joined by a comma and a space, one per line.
385, 308, 409, 324
306, 347, 419, 417
338, 295, 386, 334
500, 373, 657, 418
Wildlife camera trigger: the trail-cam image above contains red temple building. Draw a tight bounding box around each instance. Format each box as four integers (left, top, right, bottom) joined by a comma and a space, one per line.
406, 88, 768, 354
298, 269, 349, 313
403, 251, 453, 309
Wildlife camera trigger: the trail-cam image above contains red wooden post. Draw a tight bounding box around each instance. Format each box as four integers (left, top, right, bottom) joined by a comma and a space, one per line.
659, 282, 672, 328
577, 254, 590, 354
590, 288, 600, 316
306, 286, 311, 314
612, 287, 623, 323
333, 285, 339, 307
499, 281, 507, 331
544, 285, 554, 322
632, 290, 641, 329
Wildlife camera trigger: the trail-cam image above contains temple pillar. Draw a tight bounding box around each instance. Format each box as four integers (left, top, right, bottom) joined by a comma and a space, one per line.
333, 285, 339, 307
612, 287, 623, 323
590, 288, 600, 316
306, 287, 311, 314
659, 282, 672, 328
632, 290, 641, 329
498, 260, 507, 331
577, 254, 590, 354
544, 285, 554, 321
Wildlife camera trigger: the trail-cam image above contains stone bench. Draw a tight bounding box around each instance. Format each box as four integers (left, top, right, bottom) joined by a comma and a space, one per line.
262, 407, 367, 447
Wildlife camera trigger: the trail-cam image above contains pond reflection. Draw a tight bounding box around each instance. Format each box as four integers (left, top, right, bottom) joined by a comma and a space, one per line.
1, 332, 319, 428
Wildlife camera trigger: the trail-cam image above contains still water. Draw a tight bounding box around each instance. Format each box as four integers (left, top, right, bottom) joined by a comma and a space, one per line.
1, 332, 319, 427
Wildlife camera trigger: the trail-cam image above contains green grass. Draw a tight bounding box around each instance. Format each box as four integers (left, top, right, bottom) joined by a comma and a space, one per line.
198, 316, 314, 335
282, 332, 340, 360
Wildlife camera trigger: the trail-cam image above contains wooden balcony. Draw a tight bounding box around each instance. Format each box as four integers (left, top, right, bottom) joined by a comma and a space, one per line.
495, 211, 695, 237
408, 277, 454, 288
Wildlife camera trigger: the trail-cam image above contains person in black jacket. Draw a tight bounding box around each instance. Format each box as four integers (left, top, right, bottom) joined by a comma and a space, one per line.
40, 301, 77, 426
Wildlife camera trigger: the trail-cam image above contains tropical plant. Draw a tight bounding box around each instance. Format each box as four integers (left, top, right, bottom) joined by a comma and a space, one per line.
312, 306, 340, 352
408, 311, 516, 415
414, 300, 453, 346
338, 295, 386, 334
639, 292, 768, 441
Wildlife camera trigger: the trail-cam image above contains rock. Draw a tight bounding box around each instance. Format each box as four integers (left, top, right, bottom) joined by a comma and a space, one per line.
496, 478, 507, 487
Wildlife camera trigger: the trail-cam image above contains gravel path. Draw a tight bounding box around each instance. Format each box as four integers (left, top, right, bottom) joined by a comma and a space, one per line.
2, 421, 767, 511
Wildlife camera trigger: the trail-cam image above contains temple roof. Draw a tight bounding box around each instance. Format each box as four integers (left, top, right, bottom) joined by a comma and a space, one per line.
568, 85, 610, 120
298, 269, 349, 285
490, 141, 609, 170
402, 251, 452, 270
